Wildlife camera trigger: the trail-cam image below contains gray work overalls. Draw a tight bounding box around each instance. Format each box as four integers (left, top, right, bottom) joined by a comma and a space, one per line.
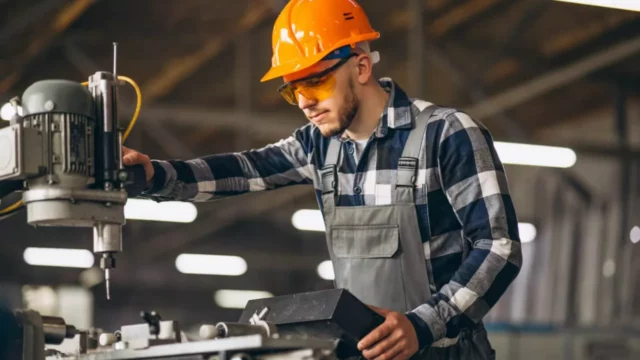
320, 106, 496, 360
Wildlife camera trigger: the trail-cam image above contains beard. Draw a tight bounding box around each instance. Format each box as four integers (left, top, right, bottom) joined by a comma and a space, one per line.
319, 78, 359, 138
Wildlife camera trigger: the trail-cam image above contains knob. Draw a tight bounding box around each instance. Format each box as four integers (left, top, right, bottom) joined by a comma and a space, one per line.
199, 324, 220, 339
99, 333, 117, 347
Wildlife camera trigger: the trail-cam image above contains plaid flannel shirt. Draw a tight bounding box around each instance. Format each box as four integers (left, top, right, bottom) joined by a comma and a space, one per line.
144, 78, 522, 349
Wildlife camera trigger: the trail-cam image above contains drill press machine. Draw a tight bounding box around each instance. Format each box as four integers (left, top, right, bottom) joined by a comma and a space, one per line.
0, 44, 147, 299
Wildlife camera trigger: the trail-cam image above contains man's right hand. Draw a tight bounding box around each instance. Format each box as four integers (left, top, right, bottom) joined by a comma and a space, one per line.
122, 146, 154, 183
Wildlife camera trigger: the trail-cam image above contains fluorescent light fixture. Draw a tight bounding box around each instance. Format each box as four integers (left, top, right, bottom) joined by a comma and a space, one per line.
23, 247, 94, 268
518, 223, 537, 243
0, 103, 22, 121
175, 254, 247, 276
494, 142, 576, 168
317, 260, 335, 280
554, 0, 640, 12
214, 289, 273, 309
630, 226, 640, 244
292, 209, 325, 232
295, 208, 538, 246
294, 209, 538, 243
125, 198, 197, 223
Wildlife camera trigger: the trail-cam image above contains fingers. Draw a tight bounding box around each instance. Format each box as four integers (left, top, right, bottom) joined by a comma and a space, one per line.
375, 341, 407, 360
122, 148, 148, 166
121, 147, 154, 182
358, 316, 396, 351
362, 328, 403, 359
122, 150, 139, 166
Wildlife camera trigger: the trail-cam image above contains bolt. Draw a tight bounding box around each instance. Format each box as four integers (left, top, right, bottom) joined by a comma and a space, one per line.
44, 101, 55, 111
105, 202, 111, 207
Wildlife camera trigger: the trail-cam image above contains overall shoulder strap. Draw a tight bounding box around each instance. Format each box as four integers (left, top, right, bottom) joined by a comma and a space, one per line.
320, 138, 342, 195
397, 105, 437, 187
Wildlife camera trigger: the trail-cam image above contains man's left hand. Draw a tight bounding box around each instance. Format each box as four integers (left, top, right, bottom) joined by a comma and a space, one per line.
357, 305, 419, 360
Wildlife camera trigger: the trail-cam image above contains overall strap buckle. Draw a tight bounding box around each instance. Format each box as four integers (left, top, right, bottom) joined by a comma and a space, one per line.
397, 157, 418, 187
320, 165, 338, 195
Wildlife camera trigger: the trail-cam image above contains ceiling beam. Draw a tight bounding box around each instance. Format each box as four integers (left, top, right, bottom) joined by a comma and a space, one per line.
428, 0, 506, 38
0, 0, 65, 47
540, 10, 639, 58
468, 34, 640, 120
140, 1, 275, 104
422, 41, 528, 140
475, 0, 550, 83
0, 0, 94, 93
387, 0, 452, 30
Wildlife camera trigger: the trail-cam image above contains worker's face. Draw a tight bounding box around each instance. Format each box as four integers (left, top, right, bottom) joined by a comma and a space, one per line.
283, 57, 361, 138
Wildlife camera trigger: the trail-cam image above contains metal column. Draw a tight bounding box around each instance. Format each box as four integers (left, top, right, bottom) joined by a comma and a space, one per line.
614, 83, 634, 322
408, 0, 425, 98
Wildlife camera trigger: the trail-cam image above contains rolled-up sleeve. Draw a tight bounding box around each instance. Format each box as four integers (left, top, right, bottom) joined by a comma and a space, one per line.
143, 125, 315, 202
407, 111, 522, 348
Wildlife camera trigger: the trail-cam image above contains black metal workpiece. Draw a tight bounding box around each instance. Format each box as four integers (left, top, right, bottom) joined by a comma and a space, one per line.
239, 289, 384, 358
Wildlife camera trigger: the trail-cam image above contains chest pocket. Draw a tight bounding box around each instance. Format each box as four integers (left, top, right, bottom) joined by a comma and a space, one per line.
331, 225, 399, 258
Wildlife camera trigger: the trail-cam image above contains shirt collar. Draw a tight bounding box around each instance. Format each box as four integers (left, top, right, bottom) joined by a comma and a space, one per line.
338, 77, 415, 141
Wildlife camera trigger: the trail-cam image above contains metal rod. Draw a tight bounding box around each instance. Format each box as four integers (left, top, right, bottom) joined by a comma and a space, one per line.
113, 42, 118, 77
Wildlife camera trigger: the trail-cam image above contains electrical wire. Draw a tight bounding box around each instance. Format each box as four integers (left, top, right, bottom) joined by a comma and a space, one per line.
0, 75, 142, 216
0, 202, 24, 220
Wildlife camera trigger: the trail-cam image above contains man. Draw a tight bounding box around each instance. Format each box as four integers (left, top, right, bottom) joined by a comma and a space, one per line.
124, 0, 522, 359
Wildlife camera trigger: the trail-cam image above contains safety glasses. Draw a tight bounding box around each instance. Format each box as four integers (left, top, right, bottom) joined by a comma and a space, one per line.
278, 53, 357, 105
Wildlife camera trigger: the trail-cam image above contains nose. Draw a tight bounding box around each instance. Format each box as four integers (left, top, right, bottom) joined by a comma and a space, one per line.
297, 92, 317, 110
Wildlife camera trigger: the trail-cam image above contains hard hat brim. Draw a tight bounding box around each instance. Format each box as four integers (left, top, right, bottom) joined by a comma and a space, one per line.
260, 32, 380, 83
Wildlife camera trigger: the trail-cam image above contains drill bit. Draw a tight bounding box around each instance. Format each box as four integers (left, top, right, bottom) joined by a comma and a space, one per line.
105, 268, 111, 300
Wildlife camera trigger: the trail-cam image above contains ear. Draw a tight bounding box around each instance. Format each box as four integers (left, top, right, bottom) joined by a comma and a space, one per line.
354, 53, 373, 85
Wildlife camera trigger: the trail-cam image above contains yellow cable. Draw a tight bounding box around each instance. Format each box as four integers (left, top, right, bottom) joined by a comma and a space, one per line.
117, 75, 142, 142
0, 199, 23, 215
0, 75, 142, 216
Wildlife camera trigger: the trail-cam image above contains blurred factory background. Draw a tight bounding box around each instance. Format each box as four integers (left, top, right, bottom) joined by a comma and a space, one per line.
1, 0, 640, 359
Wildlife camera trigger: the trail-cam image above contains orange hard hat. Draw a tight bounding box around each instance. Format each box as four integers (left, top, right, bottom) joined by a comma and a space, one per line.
260, 0, 380, 82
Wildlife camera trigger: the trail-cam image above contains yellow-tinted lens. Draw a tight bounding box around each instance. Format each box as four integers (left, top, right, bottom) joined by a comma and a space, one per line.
297, 74, 336, 103
280, 74, 337, 105
279, 85, 298, 105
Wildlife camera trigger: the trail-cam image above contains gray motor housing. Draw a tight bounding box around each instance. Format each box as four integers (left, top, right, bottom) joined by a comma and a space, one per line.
22, 79, 94, 118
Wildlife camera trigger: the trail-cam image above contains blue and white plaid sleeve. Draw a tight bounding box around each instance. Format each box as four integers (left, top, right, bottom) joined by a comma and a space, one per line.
143, 125, 315, 201
406, 111, 523, 348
